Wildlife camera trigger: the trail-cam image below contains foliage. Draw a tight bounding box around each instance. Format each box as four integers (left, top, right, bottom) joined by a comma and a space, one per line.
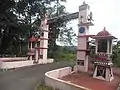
112, 41, 120, 67
0, 0, 18, 54
52, 46, 76, 61
57, 26, 76, 46
0, 0, 76, 56
54, 53, 76, 61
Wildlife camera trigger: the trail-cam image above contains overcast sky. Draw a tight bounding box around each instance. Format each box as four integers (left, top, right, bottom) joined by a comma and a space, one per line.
64, 0, 120, 39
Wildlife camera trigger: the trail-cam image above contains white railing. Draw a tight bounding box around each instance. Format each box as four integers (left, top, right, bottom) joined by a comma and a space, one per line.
0, 57, 27, 62
45, 67, 91, 90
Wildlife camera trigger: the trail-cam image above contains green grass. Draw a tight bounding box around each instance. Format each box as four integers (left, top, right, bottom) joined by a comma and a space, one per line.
36, 85, 59, 90
54, 53, 76, 62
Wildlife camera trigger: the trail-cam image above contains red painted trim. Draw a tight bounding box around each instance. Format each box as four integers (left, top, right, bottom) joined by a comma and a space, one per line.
27, 53, 35, 55
78, 35, 95, 38
77, 49, 90, 51
40, 38, 49, 40
29, 38, 38, 42
35, 47, 48, 49
42, 29, 49, 32
78, 22, 94, 26
95, 57, 106, 60
91, 35, 117, 39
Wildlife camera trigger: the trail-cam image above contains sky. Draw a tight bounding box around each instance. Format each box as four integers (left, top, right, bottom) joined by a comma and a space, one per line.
63, 0, 120, 39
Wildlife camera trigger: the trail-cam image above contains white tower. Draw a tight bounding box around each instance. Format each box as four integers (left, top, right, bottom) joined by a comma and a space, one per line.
76, 2, 93, 72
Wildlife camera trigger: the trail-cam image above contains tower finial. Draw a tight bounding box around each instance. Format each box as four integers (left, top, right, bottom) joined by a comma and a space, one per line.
83, 1, 86, 5
103, 27, 106, 31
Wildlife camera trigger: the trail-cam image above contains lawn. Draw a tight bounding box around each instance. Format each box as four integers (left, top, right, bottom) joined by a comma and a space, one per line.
36, 85, 59, 90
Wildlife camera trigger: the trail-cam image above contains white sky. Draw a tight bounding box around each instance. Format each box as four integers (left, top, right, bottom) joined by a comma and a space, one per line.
64, 0, 120, 39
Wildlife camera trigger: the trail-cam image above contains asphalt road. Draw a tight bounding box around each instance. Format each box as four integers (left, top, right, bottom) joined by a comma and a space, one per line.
0, 61, 75, 90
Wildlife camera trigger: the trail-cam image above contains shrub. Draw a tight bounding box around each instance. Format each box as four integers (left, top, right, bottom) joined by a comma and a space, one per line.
36, 85, 59, 90
54, 53, 76, 61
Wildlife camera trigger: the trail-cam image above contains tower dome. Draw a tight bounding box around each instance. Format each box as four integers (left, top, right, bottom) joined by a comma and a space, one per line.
91, 27, 117, 39
97, 27, 111, 36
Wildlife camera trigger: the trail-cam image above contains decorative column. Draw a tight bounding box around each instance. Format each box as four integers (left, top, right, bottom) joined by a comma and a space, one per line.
107, 40, 110, 54
35, 48, 39, 63
110, 40, 113, 54
95, 40, 98, 54
29, 42, 32, 60
30, 42, 32, 50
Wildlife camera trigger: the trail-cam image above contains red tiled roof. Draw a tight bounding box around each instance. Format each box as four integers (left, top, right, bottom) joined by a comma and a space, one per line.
91, 27, 116, 39
97, 27, 111, 36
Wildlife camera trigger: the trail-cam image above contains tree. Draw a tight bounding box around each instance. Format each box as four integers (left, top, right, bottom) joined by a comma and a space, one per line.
57, 26, 76, 46
14, 0, 70, 57
0, 0, 19, 55
112, 40, 120, 67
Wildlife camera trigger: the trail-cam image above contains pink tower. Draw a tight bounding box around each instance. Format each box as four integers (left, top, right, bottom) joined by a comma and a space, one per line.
35, 14, 49, 62
76, 2, 94, 72
27, 14, 49, 63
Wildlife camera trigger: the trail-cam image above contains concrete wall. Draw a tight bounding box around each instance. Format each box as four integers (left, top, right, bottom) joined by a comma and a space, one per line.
45, 67, 91, 90
0, 60, 33, 69
74, 65, 87, 72
0, 57, 27, 61
0, 58, 54, 69
38, 59, 54, 64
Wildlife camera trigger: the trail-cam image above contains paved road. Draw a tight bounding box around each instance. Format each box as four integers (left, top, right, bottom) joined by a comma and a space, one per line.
0, 61, 75, 90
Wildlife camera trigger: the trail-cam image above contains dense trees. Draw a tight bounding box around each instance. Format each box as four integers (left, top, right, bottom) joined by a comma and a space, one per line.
0, 0, 76, 56
0, 0, 18, 55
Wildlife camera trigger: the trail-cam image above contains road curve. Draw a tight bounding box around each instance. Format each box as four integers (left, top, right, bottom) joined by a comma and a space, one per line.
0, 61, 75, 90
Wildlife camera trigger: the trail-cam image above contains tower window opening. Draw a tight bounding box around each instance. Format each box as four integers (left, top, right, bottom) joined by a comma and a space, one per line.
41, 32, 44, 36
98, 39, 107, 53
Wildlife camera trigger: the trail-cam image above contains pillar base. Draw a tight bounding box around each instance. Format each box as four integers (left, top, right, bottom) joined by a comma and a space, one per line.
93, 65, 114, 82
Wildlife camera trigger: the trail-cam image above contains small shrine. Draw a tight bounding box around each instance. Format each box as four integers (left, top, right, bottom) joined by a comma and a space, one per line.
27, 35, 38, 61
92, 27, 117, 81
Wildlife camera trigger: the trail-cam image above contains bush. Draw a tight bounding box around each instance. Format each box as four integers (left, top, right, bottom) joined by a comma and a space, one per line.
112, 45, 120, 67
